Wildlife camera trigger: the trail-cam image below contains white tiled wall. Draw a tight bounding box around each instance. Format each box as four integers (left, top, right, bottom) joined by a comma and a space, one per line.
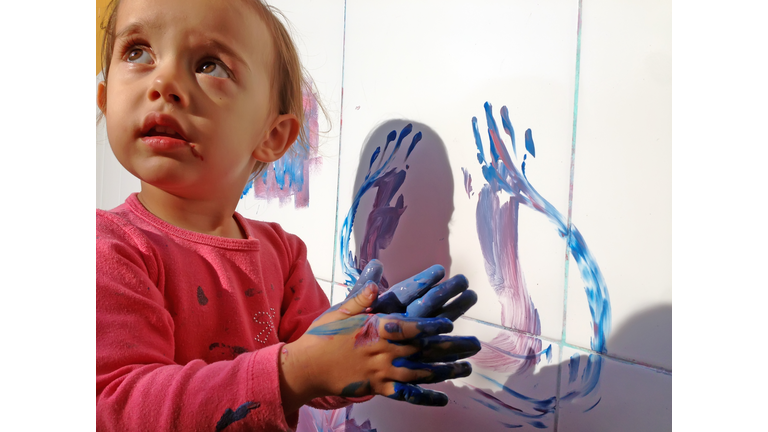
97, 0, 671, 429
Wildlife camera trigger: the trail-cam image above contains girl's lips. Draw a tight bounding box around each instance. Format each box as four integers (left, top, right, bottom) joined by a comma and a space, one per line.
141, 135, 189, 151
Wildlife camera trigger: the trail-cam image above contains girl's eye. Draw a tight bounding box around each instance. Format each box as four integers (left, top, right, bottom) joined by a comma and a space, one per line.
126, 48, 152, 64
198, 61, 230, 79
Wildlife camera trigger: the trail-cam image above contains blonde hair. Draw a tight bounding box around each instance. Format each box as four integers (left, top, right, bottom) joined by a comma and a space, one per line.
99, 0, 324, 179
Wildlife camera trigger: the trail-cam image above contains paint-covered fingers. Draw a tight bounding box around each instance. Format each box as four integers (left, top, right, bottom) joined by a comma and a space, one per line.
404, 275, 470, 318
391, 358, 473, 385
379, 316, 454, 341
385, 382, 449, 406
371, 265, 446, 314
401, 335, 482, 363
345, 260, 384, 300
435, 290, 478, 321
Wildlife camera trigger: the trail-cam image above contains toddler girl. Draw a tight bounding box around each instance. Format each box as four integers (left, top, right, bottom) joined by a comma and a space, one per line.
96, 0, 480, 430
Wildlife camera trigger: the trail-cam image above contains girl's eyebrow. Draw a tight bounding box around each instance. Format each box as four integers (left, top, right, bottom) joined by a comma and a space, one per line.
115, 21, 158, 40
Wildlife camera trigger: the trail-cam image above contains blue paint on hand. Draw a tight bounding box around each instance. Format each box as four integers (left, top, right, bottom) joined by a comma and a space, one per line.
413, 317, 453, 336
405, 274, 468, 318
215, 401, 260, 432
391, 357, 472, 384
387, 382, 449, 406
346, 260, 384, 300
307, 315, 369, 337
436, 289, 479, 322
384, 322, 403, 334
402, 335, 482, 363
340, 380, 372, 397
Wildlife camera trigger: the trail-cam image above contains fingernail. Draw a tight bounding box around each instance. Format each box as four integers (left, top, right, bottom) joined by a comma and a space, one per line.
365, 282, 378, 298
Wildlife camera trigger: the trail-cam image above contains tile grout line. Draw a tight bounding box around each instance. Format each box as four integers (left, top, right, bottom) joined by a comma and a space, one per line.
329, 0, 348, 303
461, 316, 671, 374
555, 0, 584, 429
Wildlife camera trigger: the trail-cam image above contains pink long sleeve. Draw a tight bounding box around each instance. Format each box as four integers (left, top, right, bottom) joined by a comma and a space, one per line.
96, 194, 368, 431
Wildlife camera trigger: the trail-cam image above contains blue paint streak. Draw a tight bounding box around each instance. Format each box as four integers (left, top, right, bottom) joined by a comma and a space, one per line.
568, 353, 581, 384
480, 342, 552, 362
241, 179, 254, 199
478, 374, 556, 411
405, 131, 423, 162
528, 420, 547, 429
501, 423, 524, 429
584, 397, 601, 413
500, 106, 516, 157
522, 154, 527, 179
307, 315, 368, 336
367, 146, 381, 179
525, 128, 535, 157
474, 100, 611, 371
467, 101, 611, 422
215, 401, 260, 432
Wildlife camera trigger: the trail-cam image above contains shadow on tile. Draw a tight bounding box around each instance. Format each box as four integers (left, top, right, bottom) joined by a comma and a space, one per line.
607, 303, 672, 370
349, 119, 454, 286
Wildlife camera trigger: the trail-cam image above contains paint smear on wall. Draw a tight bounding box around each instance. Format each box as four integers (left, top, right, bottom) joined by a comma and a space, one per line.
465, 102, 611, 425
241, 89, 321, 207
340, 124, 423, 288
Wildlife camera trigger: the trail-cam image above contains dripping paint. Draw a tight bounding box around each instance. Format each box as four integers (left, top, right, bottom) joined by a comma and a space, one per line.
464, 102, 611, 427
240, 88, 321, 207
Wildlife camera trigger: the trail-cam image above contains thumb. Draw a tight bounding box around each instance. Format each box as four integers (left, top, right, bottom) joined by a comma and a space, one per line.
342, 281, 378, 315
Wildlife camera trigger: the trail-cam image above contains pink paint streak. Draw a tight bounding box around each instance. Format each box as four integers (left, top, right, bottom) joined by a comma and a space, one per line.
353, 315, 380, 348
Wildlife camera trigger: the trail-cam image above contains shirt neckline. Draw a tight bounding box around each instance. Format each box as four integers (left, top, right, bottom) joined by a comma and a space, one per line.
125, 193, 260, 250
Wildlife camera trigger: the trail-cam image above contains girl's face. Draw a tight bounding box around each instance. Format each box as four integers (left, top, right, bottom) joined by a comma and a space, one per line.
99, 0, 277, 199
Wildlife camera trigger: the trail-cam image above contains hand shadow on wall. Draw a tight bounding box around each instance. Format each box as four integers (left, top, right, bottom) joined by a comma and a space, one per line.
350, 120, 455, 286
345, 304, 671, 432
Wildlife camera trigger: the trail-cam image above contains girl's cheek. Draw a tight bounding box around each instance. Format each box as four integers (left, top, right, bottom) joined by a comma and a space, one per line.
198, 76, 236, 101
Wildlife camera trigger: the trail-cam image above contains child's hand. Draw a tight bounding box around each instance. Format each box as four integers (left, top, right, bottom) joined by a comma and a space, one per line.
347, 259, 479, 320
279, 282, 480, 412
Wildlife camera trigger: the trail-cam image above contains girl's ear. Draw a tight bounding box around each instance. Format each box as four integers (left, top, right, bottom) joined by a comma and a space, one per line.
97, 81, 108, 115
253, 113, 301, 162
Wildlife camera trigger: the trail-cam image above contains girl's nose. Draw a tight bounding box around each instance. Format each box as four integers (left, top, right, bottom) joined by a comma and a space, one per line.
148, 62, 189, 108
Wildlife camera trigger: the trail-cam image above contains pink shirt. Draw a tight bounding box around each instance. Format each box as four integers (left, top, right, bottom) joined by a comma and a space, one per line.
96, 194, 368, 431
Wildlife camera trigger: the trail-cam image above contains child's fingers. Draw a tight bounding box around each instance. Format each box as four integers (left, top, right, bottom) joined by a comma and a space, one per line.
385, 382, 449, 406
401, 335, 482, 363
405, 275, 469, 318
313, 281, 378, 325
379, 316, 454, 341
391, 358, 473, 384
372, 265, 445, 314
435, 290, 479, 321
345, 260, 384, 300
